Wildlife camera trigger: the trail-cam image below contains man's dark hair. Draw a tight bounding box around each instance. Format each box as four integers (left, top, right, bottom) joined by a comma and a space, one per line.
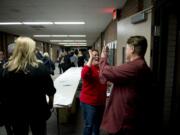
127, 36, 147, 56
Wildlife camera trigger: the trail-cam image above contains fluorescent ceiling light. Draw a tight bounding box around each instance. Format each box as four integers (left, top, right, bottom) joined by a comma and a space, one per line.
69, 35, 86, 37
51, 35, 68, 37
33, 35, 86, 38
33, 35, 51, 37
63, 44, 87, 46
33, 35, 68, 37
0, 21, 85, 25
23, 22, 53, 25
54, 22, 85, 25
0, 22, 22, 25
58, 43, 87, 45
50, 40, 86, 42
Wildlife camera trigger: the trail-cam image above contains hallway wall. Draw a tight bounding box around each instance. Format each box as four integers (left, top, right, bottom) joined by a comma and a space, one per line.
117, 8, 152, 65
0, 31, 57, 59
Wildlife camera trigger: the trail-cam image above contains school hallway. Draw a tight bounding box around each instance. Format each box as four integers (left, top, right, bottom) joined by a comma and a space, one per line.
1, 0, 180, 135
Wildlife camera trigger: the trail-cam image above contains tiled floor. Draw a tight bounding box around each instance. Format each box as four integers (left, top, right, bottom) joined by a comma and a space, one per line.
0, 101, 83, 135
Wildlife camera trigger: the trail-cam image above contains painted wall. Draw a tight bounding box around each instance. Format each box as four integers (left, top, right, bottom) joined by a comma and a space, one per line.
51, 45, 60, 62
117, 8, 152, 66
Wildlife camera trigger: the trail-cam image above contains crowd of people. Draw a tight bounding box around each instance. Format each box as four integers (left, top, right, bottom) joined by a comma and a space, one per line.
57, 49, 86, 74
0, 35, 152, 135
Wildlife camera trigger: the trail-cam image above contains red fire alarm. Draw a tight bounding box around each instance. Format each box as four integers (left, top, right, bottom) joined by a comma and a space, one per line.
112, 9, 121, 20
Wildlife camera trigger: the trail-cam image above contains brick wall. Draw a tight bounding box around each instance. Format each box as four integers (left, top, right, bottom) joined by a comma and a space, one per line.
103, 20, 118, 65
94, 36, 101, 53
104, 20, 117, 43
121, 0, 139, 19
0, 32, 17, 58
121, 0, 153, 19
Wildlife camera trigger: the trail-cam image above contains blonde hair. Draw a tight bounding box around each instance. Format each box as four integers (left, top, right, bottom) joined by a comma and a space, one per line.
6, 36, 41, 72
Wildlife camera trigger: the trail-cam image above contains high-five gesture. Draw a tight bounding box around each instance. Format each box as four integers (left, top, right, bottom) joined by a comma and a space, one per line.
86, 49, 93, 67
88, 49, 93, 59
86, 49, 99, 67
101, 44, 109, 58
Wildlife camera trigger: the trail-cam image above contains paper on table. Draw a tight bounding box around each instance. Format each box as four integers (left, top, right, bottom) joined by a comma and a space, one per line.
54, 95, 72, 106
62, 84, 72, 86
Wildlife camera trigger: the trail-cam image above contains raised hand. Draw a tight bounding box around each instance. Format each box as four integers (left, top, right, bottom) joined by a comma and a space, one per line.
88, 49, 93, 59
101, 45, 109, 58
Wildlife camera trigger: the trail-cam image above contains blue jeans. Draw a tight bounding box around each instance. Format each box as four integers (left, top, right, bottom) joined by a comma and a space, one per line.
80, 102, 104, 135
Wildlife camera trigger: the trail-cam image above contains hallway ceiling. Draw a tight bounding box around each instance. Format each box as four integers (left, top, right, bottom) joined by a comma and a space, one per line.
0, 0, 126, 46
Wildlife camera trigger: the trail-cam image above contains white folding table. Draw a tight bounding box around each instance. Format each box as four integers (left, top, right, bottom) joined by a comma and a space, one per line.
53, 67, 82, 134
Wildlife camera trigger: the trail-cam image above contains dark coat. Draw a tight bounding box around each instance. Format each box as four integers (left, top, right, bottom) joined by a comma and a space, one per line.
43, 57, 55, 75
0, 63, 56, 122
78, 55, 85, 67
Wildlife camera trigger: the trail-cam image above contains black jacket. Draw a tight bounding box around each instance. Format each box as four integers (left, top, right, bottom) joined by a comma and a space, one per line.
0, 63, 56, 121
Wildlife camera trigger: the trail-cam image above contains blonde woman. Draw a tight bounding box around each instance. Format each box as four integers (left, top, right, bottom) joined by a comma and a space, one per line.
1, 37, 56, 135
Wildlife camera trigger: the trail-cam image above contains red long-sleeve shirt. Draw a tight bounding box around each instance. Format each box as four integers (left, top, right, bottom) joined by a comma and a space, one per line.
80, 65, 107, 106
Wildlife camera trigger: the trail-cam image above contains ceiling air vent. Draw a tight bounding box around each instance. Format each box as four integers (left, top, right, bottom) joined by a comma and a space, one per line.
30, 25, 45, 30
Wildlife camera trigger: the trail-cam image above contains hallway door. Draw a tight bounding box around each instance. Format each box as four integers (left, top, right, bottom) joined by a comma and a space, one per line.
172, 30, 180, 133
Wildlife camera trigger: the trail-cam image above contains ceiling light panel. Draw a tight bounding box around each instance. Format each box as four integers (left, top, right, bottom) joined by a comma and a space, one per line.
0, 22, 22, 25
64, 45, 87, 46
58, 43, 87, 45
50, 40, 87, 42
63, 44, 87, 46
69, 35, 86, 37
54, 22, 85, 25
0, 22, 85, 25
33, 35, 86, 37
33, 35, 51, 37
23, 22, 53, 25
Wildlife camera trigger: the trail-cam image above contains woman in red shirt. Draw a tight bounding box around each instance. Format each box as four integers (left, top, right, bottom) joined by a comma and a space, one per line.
80, 49, 107, 135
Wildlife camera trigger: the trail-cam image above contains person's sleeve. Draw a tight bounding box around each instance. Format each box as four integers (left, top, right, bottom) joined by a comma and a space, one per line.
40, 64, 56, 96
51, 60, 55, 70
45, 74, 56, 96
81, 65, 92, 80
99, 57, 137, 84
42, 68, 56, 108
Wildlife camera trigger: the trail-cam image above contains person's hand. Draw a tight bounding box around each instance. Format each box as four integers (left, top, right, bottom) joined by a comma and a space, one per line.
101, 45, 109, 58
88, 49, 93, 59
86, 49, 94, 67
